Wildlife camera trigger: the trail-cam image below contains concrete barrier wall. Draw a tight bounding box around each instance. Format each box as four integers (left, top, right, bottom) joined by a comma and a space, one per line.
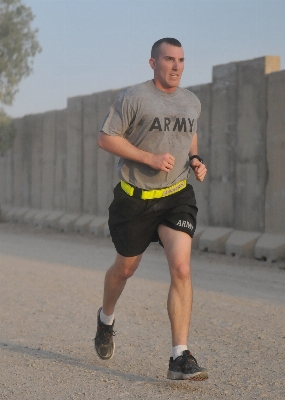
41, 111, 56, 210
53, 109, 67, 211
209, 61, 238, 228
1, 56, 285, 234
82, 93, 99, 215
235, 56, 280, 232
66, 96, 84, 214
0, 155, 6, 205
30, 114, 44, 209
189, 83, 212, 227
1, 148, 13, 205
12, 116, 25, 207
6, 150, 13, 205
265, 70, 285, 234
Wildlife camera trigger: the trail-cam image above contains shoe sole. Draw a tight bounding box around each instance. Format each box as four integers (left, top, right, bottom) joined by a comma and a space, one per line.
167, 370, 209, 380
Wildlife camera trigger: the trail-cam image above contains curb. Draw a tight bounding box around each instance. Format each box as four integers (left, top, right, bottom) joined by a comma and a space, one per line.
1, 205, 285, 262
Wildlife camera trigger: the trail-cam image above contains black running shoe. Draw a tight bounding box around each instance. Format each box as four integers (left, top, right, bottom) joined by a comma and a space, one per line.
94, 307, 115, 360
167, 350, 208, 380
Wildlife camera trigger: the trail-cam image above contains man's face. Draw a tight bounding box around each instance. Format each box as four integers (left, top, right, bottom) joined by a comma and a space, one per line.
149, 43, 185, 93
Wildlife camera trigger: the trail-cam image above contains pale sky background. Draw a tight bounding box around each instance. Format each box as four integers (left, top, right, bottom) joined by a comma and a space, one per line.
3, 0, 285, 118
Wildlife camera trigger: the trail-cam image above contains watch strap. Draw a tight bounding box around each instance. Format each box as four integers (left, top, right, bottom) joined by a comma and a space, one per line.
189, 155, 203, 164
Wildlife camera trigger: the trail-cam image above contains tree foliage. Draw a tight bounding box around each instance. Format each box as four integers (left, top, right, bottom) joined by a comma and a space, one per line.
0, 0, 42, 105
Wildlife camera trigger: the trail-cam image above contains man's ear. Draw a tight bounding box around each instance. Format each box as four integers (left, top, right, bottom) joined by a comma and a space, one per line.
149, 58, 156, 71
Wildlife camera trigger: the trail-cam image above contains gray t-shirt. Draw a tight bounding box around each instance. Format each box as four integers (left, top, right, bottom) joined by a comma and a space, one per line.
101, 80, 201, 190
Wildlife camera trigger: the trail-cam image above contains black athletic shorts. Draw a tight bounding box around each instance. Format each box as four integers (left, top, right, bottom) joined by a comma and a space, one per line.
108, 183, 198, 257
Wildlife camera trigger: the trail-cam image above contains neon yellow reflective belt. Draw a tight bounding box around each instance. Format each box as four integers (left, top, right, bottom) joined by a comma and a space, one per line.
121, 179, 187, 200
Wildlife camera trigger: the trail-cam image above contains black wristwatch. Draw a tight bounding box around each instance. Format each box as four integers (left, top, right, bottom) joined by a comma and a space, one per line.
189, 155, 203, 164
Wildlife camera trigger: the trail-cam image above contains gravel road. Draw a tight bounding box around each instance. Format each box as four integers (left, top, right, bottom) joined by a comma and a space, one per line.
0, 222, 284, 400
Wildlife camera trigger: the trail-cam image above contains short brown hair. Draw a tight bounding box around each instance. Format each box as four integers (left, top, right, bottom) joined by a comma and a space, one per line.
151, 38, 182, 59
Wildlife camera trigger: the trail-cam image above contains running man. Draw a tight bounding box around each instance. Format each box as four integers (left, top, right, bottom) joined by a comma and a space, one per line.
94, 38, 208, 381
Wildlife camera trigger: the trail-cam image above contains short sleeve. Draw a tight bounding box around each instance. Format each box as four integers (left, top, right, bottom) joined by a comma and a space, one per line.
100, 91, 136, 137
196, 97, 201, 119
192, 93, 201, 134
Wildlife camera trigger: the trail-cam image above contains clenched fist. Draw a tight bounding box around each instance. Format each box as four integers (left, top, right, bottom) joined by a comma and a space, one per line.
190, 158, 207, 182
147, 153, 175, 172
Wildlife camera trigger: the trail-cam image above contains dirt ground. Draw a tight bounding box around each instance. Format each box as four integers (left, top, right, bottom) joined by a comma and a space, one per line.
0, 222, 284, 400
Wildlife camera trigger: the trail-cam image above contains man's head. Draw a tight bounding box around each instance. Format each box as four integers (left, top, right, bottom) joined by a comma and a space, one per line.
151, 38, 182, 60
149, 38, 184, 93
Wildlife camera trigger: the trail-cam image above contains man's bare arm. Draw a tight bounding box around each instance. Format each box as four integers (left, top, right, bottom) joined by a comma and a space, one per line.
98, 131, 175, 173
189, 133, 207, 182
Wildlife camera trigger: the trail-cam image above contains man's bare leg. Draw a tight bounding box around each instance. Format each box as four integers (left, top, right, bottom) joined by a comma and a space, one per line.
158, 224, 192, 347
158, 224, 208, 380
102, 253, 142, 315
95, 253, 142, 360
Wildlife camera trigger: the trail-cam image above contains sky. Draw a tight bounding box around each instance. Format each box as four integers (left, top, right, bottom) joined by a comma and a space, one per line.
3, 0, 285, 118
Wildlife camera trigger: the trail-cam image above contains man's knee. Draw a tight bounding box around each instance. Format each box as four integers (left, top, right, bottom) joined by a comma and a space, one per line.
170, 262, 191, 281
116, 266, 136, 280
113, 254, 142, 280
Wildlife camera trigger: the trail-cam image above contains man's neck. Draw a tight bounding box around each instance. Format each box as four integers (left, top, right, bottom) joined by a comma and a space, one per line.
152, 79, 178, 94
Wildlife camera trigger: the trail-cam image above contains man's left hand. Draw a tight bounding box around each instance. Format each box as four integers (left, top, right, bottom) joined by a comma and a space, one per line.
190, 159, 207, 182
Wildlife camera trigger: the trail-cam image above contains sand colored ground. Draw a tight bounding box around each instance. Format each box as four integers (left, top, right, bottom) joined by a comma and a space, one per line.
0, 222, 284, 399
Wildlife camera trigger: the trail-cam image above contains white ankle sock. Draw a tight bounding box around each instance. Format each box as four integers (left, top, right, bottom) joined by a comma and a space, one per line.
100, 309, 114, 325
172, 345, 188, 360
